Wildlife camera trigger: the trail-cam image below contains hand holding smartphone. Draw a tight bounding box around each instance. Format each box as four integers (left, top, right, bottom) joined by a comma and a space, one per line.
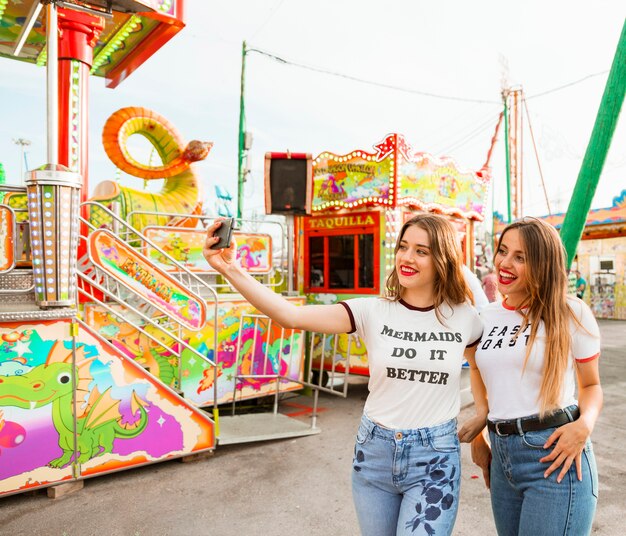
210, 218, 235, 250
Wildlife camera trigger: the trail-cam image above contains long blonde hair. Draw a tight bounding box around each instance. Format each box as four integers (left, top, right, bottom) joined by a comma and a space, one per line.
496, 217, 574, 416
386, 213, 473, 320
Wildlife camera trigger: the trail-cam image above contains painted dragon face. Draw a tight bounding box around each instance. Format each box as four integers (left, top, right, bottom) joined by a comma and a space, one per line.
0, 363, 74, 409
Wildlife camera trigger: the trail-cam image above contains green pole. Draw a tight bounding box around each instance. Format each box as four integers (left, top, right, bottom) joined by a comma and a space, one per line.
561, 20, 626, 268
502, 92, 512, 223
237, 41, 247, 219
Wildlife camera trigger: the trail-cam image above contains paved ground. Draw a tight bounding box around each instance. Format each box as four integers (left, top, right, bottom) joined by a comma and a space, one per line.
0, 319, 623, 536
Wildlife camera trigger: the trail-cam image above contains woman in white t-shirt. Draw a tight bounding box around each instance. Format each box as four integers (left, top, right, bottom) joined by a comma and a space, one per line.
204, 213, 483, 536
460, 217, 602, 536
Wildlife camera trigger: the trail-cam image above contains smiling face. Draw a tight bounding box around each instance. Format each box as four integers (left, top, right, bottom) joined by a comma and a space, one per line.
395, 224, 435, 304
494, 228, 530, 306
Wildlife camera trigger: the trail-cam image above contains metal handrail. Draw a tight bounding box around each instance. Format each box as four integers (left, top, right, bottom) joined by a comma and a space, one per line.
229, 312, 353, 430
122, 210, 288, 289
0, 185, 27, 193
79, 201, 220, 405
76, 270, 214, 368
0, 202, 32, 288
81, 202, 222, 300
306, 331, 353, 398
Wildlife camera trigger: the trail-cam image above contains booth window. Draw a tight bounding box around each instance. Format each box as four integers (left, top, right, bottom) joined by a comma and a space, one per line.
305, 229, 378, 294
358, 234, 374, 287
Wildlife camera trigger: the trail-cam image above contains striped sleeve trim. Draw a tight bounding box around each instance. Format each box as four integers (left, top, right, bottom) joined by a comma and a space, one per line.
338, 301, 356, 334
576, 352, 600, 363
466, 337, 481, 348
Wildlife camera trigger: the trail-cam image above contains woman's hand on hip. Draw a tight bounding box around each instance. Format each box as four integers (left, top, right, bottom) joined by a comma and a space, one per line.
540, 420, 590, 482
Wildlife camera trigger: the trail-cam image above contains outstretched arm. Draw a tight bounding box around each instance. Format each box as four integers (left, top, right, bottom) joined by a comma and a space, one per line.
203, 221, 353, 334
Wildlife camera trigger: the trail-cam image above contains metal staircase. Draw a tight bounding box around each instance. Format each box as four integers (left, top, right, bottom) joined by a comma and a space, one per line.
78, 202, 220, 400
77, 203, 354, 444
1, 190, 354, 447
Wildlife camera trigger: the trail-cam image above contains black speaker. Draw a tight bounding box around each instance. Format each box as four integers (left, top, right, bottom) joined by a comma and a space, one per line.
264, 152, 312, 215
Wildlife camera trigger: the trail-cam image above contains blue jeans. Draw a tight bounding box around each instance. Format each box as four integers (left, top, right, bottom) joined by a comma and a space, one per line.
352, 413, 461, 536
489, 425, 598, 536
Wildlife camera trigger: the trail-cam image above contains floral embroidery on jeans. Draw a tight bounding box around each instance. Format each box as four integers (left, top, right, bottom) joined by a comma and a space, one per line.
406, 455, 456, 534
353, 448, 365, 472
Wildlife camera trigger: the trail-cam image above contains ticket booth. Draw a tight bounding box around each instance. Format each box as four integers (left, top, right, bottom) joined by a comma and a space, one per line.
295, 134, 491, 376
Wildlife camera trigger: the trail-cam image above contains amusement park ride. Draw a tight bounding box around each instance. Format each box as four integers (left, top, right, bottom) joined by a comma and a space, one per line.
1, 0, 622, 500
0, 124, 495, 498
0, 0, 493, 499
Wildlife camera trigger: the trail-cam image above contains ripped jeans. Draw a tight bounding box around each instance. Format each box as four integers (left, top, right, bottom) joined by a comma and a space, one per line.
351, 413, 461, 536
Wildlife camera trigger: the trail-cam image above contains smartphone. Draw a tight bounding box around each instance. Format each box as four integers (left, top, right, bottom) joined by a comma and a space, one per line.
210, 218, 235, 250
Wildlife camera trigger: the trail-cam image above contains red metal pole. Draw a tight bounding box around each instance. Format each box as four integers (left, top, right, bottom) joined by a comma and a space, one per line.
55, 8, 105, 305
56, 7, 104, 205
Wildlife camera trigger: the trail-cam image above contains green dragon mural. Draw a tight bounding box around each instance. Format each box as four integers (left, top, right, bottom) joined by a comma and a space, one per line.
0, 341, 148, 468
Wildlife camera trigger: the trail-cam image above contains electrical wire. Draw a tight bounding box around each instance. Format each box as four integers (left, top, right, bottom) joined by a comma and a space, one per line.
526, 70, 609, 99
522, 96, 552, 215
426, 102, 501, 151
442, 112, 501, 150
436, 112, 502, 155
246, 46, 611, 106
249, 0, 287, 41
246, 47, 501, 105
442, 121, 498, 155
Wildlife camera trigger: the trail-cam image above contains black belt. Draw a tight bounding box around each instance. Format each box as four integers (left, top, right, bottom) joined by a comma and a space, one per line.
487, 406, 580, 436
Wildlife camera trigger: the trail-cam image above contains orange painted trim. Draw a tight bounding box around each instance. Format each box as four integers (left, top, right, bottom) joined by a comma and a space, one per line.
105, 15, 185, 89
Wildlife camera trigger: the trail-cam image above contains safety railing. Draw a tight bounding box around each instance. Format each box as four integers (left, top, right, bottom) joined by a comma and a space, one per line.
0, 186, 33, 286
78, 201, 220, 401
229, 312, 353, 429
122, 210, 288, 292
307, 331, 353, 397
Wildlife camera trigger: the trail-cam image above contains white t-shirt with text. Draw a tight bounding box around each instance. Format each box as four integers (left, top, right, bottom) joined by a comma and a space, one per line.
475, 297, 600, 420
341, 298, 482, 429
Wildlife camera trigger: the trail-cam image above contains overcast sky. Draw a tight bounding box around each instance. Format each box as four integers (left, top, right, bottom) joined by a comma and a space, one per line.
1, 0, 625, 221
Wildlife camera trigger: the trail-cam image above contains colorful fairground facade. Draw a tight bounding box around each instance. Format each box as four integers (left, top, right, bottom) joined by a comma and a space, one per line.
0, 0, 317, 499
494, 189, 626, 320
0, 1, 493, 501
297, 133, 491, 377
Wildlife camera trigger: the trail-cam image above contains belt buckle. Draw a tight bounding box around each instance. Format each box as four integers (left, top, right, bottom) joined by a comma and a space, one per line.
494, 422, 508, 437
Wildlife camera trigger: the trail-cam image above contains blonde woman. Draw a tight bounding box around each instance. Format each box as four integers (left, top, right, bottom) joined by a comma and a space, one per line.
204, 213, 483, 536
461, 217, 602, 535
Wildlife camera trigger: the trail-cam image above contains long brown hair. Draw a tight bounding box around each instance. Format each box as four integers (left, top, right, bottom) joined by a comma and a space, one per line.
496, 217, 574, 416
386, 213, 473, 320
